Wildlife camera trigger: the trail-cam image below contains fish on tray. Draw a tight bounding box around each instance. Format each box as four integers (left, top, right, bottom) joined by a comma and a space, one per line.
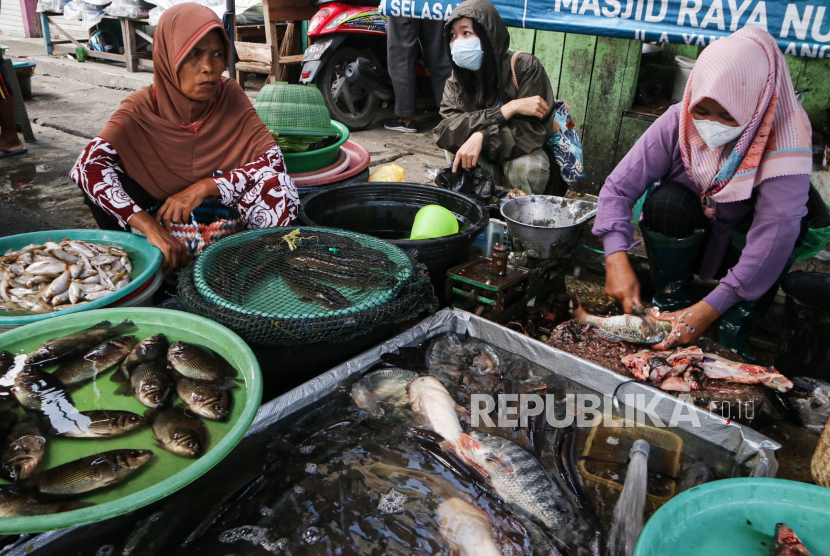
11, 366, 74, 412
0, 419, 45, 481
774, 523, 812, 556
176, 378, 230, 421
25, 319, 137, 365
115, 333, 168, 383
0, 239, 132, 314
570, 298, 671, 344
115, 360, 173, 409
166, 341, 238, 386
0, 485, 92, 517
26, 449, 153, 496
148, 407, 208, 458
52, 410, 146, 438
53, 335, 137, 386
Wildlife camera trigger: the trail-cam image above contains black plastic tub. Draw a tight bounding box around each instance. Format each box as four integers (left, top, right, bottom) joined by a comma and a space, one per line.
776, 270, 830, 381
299, 182, 489, 289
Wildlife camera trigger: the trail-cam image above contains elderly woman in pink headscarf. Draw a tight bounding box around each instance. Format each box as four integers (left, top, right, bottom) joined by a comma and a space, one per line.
592, 27, 824, 361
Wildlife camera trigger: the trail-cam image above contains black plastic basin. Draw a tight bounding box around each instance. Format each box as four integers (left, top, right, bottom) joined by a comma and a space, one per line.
298, 182, 489, 289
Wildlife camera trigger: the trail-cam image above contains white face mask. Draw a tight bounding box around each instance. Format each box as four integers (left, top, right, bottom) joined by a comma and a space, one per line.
450, 37, 484, 71
692, 117, 748, 150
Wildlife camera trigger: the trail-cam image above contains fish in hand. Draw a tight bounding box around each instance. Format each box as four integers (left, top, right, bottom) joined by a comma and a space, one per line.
53, 335, 138, 386
570, 298, 671, 344
148, 406, 208, 458
25, 319, 138, 365
26, 449, 153, 496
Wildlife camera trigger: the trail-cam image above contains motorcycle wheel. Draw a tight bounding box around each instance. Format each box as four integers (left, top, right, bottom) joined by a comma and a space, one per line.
316, 46, 381, 131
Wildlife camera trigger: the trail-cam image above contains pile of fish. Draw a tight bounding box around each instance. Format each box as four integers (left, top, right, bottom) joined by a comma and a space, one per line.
0, 320, 240, 517
0, 239, 133, 314
213, 230, 398, 312
181, 333, 602, 556
622, 347, 794, 393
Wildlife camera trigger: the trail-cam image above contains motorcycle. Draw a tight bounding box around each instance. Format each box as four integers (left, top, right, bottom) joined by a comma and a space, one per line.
300, 0, 433, 130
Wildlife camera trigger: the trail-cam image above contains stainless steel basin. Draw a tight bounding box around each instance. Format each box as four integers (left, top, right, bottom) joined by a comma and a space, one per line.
500, 195, 598, 259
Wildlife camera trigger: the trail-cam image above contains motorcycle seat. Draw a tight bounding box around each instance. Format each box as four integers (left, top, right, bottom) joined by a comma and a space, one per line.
316, 0, 380, 7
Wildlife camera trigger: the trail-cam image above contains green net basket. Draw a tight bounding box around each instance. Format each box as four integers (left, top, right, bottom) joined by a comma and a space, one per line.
180, 227, 437, 345
254, 82, 334, 137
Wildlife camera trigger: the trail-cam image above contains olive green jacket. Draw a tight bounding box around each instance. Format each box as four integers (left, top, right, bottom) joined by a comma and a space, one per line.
433, 0, 556, 163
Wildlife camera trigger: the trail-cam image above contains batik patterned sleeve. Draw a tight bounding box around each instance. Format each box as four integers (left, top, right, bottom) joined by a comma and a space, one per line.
212, 144, 292, 206
70, 137, 142, 229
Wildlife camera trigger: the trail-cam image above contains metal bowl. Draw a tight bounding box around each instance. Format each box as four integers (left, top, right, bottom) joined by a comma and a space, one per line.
500, 195, 598, 259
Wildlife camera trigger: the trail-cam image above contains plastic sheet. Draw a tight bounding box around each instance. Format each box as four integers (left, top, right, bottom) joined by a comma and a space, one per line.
104, 0, 151, 18
36, 0, 69, 13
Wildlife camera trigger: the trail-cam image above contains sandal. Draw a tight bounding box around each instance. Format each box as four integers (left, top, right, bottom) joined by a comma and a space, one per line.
0, 147, 27, 159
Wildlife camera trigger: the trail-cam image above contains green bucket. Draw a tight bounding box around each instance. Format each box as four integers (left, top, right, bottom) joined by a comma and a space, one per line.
634, 478, 830, 556
0, 308, 262, 534
0, 230, 162, 329
282, 120, 349, 173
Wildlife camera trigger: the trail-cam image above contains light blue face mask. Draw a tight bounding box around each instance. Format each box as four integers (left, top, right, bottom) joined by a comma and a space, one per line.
451, 37, 484, 71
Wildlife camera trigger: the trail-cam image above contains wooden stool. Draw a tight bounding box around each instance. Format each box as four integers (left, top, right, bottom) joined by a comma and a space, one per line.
3, 58, 35, 144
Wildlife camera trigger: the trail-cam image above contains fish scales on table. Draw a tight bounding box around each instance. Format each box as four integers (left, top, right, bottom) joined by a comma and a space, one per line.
0, 239, 133, 314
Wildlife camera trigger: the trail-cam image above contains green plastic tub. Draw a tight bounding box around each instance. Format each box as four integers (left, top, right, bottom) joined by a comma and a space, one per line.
283, 120, 350, 173
0, 230, 162, 330
634, 478, 830, 556
0, 308, 262, 534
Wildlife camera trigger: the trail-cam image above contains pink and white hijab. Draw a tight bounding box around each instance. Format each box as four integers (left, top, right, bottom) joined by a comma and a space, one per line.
678, 27, 813, 217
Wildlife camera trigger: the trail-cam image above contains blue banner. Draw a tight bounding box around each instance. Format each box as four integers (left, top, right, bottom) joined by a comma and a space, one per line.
378, 0, 830, 58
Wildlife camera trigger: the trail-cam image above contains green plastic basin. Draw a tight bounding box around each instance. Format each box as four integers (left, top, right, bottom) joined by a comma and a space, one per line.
283, 121, 350, 174
634, 478, 830, 556
0, 307, 262, 534
0, 230, 162, 328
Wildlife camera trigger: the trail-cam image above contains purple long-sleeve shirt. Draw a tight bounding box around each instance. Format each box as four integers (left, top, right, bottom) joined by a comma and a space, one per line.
593, 104, 810, 314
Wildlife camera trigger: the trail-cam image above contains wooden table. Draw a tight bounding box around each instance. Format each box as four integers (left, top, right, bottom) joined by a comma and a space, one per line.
40, 12, 153, 72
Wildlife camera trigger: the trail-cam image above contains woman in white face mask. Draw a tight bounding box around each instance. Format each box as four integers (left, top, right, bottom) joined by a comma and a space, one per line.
433, 0, 560, 195
593, 27, 821, 362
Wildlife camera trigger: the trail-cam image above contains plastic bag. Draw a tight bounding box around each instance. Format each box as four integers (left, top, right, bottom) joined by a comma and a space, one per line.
36, 0, 69, 13
81, 7, 106, 29
789, 377, 830, 434
148, 6, 162, 25
369, 164, 405, 183
104, 2, 149, 18
434, 163, 495, 204
63, 0, 82, 20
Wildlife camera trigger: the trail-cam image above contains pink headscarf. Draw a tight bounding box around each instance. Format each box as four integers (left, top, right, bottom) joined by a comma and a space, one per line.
678, 27, 812, 213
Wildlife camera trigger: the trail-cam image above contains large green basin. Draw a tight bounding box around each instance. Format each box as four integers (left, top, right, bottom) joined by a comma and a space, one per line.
0, 308, 262, 534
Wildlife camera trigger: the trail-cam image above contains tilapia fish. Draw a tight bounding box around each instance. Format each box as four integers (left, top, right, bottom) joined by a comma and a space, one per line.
167, 341, 238, 385
0, 420, 45, 481
351, 368, 419, 415
149, 407, 208, 458
697, 354, 794, 392
12, 366, 74, 412
27, 449, 153, 496
116, 360, 173, 409
283, 270, 351, 311
407, 376, 483, 474
53, 335, 137, 386
54, 410, 146, 438
0, 239, 132, 314
25, 319, 137, 365
466, 431, 567, 532
115, 333, 168, 383
436, 497, 504, 556
571, 300, 671, 344
774, 523, 812, 556
0, 485, 92, 517
176, 378, 229, 421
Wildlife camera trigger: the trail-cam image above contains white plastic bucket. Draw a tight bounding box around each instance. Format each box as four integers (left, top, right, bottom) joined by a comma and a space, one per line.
672, 56, 697, 102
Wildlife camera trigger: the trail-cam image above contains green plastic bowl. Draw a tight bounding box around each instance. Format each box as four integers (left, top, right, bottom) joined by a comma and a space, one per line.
0, 308, 262, 534
0, 230, 162, 329
283, 121, 349, 174
409, 204, 460, 240
634, 478, 830, 556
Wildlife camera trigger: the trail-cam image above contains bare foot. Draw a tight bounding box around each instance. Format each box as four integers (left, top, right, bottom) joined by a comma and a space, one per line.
0, 134, 24, 153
